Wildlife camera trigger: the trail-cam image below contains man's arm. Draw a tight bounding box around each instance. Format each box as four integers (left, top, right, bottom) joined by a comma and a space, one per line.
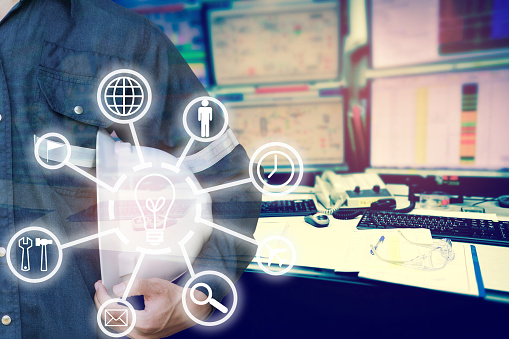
176, 144, 262, 301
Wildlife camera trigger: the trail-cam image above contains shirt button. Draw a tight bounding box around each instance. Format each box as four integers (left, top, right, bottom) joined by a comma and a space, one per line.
2, 315, 11, 326
0, 114, 2, 122
74, 106, 84, 114
0, 247, 5, 257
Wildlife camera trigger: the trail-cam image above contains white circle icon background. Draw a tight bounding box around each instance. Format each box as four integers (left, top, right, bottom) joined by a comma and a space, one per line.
182, 96, 229, 143
97, 69, 152, 125
34, 133, 71, 170
6, 226, 63, 283
96, 298, 137, 338
256, 236, 297, 276
182, 270, 237, 327
249, 142, 304, 197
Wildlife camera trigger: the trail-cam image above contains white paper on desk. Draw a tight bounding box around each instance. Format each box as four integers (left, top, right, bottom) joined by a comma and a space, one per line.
284, 218, 359, 270
254, 218, 289, 241
254, 217, 358, 270
253, 218, 291, 265
358, 229, 478, 296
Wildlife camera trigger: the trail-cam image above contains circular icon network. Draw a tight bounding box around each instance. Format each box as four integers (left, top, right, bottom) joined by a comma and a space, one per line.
6, 226, 63, 283
249, 142, 304, 196
256, 236, 297, 276
97, 69, 152, 124
96, 298, 137, 338
34, 133, 71, 170
182, 270, 237, 327
182, 96, 229, 143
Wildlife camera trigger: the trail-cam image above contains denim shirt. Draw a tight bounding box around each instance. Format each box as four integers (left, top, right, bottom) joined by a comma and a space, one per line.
0, 0, 260, 337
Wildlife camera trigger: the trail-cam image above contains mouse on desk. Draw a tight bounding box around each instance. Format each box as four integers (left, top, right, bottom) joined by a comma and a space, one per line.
498, 195, 509, 208
304, 213, 330, 228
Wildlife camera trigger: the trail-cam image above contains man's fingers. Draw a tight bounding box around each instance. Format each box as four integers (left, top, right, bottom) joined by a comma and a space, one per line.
94, 280, 114, 305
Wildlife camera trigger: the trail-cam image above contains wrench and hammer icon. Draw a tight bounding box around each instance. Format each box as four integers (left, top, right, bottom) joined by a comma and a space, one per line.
18, 236, 53, 272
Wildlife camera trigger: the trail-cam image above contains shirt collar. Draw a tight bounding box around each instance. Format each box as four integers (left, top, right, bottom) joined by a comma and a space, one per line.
19, 0, 77, 16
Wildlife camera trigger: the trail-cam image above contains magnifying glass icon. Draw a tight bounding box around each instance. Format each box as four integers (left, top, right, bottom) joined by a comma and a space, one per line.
190, 283, 229, 314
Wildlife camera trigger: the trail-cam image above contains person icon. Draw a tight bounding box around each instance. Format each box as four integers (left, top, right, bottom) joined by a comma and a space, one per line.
198, 99, 213, 138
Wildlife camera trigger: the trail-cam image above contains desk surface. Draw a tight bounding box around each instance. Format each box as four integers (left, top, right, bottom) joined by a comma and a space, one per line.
255, 190, 509, 297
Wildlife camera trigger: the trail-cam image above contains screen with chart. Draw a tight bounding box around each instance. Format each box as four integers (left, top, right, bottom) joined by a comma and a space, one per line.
371, 0, 509, 69
136, 8, 209, 86
227, 97, 344, 168
370, 69, 509, 171
208, 1, 340, 85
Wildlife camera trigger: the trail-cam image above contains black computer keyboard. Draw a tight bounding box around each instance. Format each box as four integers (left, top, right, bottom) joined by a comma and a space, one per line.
260, 199, 317, 217
357, 210, 509, 247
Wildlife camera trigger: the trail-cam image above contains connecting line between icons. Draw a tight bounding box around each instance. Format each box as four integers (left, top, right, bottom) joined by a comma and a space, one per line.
178, 231, 196, 277
122, 251, 146, 301
185, 177, 253, 195
61, 228, 129, 250
65, 162, 127, 193
194, 203, 258, 246
175, 137, 195, 169
196, 217, 259, 246
129, 122, 145, 165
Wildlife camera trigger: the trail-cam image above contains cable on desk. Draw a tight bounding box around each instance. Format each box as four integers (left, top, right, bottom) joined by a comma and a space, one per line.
394, 200, 416, 213
471, 198, 495, 207
317, 200, 343, 215
332, 208, 366, 220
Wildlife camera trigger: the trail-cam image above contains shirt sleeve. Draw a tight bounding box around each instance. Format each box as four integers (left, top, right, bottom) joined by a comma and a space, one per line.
176, 145, 262, 301
108, 19, 262, 301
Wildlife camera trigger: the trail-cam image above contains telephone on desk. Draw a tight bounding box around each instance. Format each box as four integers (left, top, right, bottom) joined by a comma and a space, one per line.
314, 171, 393, 212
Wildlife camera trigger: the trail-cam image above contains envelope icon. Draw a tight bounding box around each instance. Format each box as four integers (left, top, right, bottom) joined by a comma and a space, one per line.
105, 309, 128, 327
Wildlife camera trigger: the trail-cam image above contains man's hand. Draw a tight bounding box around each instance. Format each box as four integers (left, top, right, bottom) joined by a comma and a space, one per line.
94, 278, 212, 339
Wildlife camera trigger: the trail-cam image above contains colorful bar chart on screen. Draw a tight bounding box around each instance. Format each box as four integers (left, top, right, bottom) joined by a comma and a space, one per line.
460, 84, 478, 164
371, 69, 509, 171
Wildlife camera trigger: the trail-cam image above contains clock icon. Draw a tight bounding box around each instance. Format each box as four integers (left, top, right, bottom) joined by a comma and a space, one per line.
249, 142, 304, 196
267, 154, 278, 179
257, 151, 294, 188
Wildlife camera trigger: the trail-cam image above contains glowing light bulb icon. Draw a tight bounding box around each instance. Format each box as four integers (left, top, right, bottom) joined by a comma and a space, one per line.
134, 174, 176, 246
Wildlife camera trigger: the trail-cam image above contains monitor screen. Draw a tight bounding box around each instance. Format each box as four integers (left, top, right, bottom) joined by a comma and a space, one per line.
227, 96, 344, 170
142, 8, 208, 86
370, 68, 509, 171
370, 0, 509, 69
208, 1, 341, 85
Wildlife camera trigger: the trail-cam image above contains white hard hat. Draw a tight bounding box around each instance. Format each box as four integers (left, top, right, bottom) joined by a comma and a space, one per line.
95, 129, 212, 292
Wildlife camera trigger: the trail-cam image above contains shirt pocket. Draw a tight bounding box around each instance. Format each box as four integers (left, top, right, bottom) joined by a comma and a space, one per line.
36, 41, 131, 133
37, 66, 111, 129
35, 42, 129, 195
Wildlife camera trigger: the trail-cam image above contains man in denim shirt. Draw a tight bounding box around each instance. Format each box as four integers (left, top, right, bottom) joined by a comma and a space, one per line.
0, 0, 261, 337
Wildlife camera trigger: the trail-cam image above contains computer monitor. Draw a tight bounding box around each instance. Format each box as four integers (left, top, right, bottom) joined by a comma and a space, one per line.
369, 0, 509, 69
370, 68, 509, 173
141, 8, 208, 86
125, 6, 209, 87
227, 96, 345, 171
208, 1, 341, 86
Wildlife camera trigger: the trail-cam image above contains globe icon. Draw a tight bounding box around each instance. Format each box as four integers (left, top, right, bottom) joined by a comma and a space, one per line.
104, 76, 145, 117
